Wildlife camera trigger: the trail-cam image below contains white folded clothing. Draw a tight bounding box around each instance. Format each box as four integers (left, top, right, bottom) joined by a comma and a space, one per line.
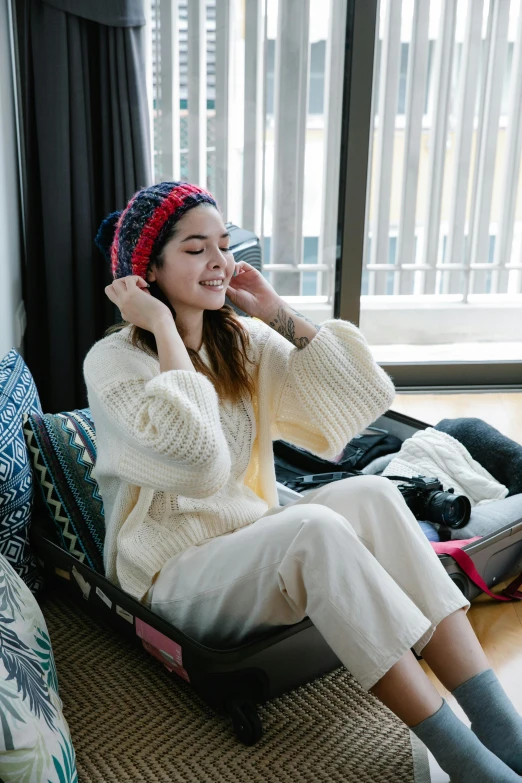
382, 427, 508, 507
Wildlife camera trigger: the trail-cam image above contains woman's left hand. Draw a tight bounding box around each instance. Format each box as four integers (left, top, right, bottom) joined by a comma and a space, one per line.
226, 261, 282, 320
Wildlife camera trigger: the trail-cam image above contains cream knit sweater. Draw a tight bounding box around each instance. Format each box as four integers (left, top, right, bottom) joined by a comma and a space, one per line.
84, 317, 396, 601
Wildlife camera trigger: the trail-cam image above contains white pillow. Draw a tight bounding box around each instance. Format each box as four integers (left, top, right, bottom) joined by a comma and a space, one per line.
0, 553, 78, 782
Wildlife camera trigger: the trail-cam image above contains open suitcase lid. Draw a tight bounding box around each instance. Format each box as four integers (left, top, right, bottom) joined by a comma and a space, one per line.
277, 409, 522, 602
376, 410, 522, 600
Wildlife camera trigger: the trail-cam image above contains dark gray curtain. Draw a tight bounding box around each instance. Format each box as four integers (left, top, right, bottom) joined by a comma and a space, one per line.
18, 0, 151, 412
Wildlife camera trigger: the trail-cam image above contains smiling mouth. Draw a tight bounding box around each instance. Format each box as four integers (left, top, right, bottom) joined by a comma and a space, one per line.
199, 281, 224, 289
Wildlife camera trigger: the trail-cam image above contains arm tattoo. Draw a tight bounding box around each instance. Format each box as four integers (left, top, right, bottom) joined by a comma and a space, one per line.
291, 308, 321, 331
268, 307, 319, 349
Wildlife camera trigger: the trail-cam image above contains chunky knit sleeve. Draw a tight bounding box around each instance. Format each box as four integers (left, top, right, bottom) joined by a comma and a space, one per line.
253, 318, 396, 461
84, 339, 231, 497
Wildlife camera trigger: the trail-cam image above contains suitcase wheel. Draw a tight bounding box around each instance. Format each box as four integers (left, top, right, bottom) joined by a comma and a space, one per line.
225, 700, 263, 746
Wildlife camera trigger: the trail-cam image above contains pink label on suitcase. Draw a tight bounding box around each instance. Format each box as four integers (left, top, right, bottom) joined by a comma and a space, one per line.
136, 618, 190, 682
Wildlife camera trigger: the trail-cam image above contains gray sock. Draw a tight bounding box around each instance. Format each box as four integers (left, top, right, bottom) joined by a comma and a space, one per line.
410, 699, 521, 782
452, 668, 522, 774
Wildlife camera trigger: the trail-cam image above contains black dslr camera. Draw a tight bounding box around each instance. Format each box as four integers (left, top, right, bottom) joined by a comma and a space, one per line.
387, 474, 471, 529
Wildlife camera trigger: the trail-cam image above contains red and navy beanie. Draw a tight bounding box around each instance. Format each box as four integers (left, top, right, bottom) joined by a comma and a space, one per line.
95, 181, 217, 280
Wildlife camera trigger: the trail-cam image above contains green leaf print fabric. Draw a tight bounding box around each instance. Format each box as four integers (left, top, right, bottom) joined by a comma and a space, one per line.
0, 553, 78, 783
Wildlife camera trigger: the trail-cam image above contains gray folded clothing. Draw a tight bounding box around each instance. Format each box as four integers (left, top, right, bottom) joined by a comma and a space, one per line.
449, 493, 522, 540
435, 417, 522, 497
361, 452, 399, 475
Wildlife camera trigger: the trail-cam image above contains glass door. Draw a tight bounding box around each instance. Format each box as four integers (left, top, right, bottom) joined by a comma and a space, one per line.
339, 0, 522, 388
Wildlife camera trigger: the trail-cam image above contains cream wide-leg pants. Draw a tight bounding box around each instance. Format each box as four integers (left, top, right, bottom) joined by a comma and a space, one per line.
149, 475, 470, 691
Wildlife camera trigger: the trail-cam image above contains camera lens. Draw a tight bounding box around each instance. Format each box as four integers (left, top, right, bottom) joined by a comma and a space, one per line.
425, 491, 471, 529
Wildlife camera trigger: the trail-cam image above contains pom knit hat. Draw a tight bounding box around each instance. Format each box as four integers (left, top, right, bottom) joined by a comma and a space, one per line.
95, 181, 217, 280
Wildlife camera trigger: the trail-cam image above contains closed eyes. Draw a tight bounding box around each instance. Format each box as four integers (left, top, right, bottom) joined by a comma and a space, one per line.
186, 248, 231, 255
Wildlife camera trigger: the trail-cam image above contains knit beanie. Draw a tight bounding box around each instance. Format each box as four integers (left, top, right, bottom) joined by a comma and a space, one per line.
95, 181, 217, 280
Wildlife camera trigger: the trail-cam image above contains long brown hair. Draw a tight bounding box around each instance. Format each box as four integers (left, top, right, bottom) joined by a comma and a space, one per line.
104, 202, 255, 403
105, 305, 256, 403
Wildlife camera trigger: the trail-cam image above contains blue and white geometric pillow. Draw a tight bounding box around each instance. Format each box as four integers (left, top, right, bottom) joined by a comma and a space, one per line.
23, 408, 105, 573
0, 349, 43, 594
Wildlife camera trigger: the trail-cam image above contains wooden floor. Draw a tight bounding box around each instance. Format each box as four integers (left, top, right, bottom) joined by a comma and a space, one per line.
393, 391, 522, 722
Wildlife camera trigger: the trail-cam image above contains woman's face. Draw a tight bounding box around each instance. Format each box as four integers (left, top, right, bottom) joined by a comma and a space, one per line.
147, 204, 235, 313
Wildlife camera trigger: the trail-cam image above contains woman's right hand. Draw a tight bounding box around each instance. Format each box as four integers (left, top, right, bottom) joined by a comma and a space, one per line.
105, 276, 174, 333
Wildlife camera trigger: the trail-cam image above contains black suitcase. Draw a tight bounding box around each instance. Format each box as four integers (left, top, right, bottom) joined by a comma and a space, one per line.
30, 408, 522, 746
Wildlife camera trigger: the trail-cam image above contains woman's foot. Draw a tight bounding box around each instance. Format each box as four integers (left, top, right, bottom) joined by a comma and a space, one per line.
452, 669, 522, 775
410, 699, 522, 782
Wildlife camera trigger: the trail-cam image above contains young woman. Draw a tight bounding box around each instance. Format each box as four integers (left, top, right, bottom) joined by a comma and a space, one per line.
85, 182, 522, 782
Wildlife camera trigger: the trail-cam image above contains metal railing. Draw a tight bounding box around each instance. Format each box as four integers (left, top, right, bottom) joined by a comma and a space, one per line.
364, 0, 522, 299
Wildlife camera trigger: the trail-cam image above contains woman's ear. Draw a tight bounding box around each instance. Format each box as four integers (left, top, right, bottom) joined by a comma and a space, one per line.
146, 267, 157, 284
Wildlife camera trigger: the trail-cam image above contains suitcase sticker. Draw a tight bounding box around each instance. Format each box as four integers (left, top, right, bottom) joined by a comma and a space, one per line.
136, 618, 191, 682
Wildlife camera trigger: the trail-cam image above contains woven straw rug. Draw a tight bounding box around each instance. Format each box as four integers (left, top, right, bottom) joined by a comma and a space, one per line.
41, 591, 430, 783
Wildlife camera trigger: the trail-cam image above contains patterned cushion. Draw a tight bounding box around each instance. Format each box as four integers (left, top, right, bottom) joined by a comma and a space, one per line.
0, 552, 78, 780
0, 349, 43, 593
23, 409, 105, 573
